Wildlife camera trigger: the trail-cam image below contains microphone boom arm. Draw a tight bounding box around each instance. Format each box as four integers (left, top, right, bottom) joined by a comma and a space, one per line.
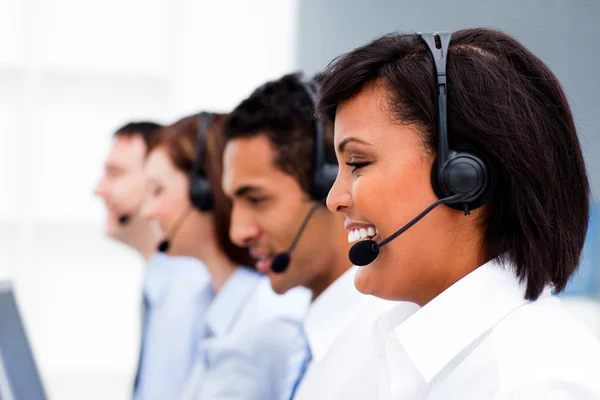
376, 193, 466, 250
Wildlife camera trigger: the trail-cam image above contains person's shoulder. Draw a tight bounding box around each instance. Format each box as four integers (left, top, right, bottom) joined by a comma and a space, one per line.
225, 315, 303, 368
167, 256, 211, 287
251, 316, 304, 352
493, 295, 599, 350
162, 255, 206, 274
487, 295, 600, 391
249, 277, 311, 321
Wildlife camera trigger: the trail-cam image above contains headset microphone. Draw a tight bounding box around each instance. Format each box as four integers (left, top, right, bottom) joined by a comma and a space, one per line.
349, 193, 468, 266
157, 238, 170, 253
271, 199, 325, 274
157, 207, 193, 253
118, 201, 145, 226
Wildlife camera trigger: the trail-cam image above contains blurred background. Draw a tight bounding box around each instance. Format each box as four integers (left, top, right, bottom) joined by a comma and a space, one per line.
0, 0, 597, 399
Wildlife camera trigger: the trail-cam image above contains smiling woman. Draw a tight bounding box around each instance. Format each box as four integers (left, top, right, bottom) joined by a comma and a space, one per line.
317, 28, 600, 399
144, 113, 250, 270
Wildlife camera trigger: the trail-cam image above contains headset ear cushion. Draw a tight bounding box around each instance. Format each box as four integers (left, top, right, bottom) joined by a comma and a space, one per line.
189, 178, 213, 211
312, 162, 339, 200
430, 143, 497, 212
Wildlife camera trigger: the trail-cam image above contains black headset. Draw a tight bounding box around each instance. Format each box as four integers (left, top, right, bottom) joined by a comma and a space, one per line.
189, 112, 215, 212
420, 32, 495, 214
300, 80, 339, 201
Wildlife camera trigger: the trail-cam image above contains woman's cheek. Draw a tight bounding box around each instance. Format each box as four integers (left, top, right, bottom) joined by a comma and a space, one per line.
352, 172, 391, 225
351, 176, 370, 216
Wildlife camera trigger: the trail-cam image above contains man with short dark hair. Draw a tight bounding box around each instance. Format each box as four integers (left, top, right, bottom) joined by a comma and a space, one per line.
221, 74, 403, 400
95, 122, 163, 259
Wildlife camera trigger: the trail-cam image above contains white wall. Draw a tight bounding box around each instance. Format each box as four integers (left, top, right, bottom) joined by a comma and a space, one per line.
0, 0, 299, 398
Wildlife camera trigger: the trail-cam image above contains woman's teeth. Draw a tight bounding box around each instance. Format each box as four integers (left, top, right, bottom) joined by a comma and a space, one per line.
348, 227, 378, 243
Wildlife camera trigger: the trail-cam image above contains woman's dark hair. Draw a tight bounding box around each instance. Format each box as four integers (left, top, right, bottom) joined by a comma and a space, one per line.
148, 113, 253, 268
316, 28, 590, 301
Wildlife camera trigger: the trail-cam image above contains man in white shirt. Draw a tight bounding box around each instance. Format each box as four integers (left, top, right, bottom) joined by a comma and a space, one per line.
95, 122, 213, 399
221, 74, 398, 400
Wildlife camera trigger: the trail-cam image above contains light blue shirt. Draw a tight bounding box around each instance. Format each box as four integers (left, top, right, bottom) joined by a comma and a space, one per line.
183, 267, 311, 400
133, 253, 215, 400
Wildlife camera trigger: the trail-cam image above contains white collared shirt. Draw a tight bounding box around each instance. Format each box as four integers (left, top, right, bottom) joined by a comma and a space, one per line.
376, 257, 600, 400
293, 266, 407, 400
183, 267, 310, 400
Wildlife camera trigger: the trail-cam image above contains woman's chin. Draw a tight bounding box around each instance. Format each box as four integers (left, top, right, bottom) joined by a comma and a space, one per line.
354, 264, 377, 295
353, 257, 404, 301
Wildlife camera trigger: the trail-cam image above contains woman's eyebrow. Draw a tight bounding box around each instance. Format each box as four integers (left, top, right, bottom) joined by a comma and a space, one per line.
338, 137, 372, 153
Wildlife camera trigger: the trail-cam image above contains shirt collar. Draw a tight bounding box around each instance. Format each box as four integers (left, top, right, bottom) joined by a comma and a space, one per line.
391, 256, 538, 383
205, 267, 261, 336
304, 266, 372, 362
143, 252, 211, 305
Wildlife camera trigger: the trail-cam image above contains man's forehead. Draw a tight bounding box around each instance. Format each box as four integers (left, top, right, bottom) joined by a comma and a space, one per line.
112, 134, 147, 152
225, 135, 277, 173
107, 136, 146, 168
223, 135, 297, 195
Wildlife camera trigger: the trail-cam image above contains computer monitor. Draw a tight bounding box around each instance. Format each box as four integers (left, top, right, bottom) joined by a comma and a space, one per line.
0, 281, 47, 400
